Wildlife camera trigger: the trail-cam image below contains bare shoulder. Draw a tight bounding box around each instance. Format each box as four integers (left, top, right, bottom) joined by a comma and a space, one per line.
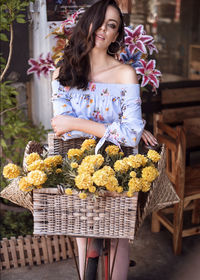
52, 68, 60, 80
117, 64, 138, 84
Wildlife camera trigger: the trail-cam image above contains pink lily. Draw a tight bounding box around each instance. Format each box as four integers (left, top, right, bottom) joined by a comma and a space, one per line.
125, 25, 153, 54
136, 59, 161, 88
145, 38, 158, 55
27, 53, 55, 78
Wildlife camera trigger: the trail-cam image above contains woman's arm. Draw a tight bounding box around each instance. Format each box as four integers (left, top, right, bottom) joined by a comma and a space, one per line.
51, 115, 106, 138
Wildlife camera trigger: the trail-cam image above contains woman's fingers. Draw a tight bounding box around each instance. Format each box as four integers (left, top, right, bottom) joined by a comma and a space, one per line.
141, 130, 158, 146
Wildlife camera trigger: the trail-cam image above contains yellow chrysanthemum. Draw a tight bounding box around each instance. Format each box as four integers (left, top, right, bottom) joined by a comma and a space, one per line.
127, 191, 134, 197
92, 169, 109, 186
67, 148, 83, 160
27, 160, 45, 171
44, 155, 63, 168
65, 188, 73, 195
56, 168, 62, 173
128, 178, 141, 192
126, 154, 146, 168
89, 186, 96, 193
27, 170, 47, 186
3, 163, 20, 179
19, 177, 32, 192
81, 139, 96, 151
25, 153, 41, 165
147, 150, 161, 163
102, 166, 115, 176
142, 166, 159, 182
116, 186, 123, 193
75, 173, 93, 190
130, 171, 137, 178
140, 178, 151, 192
105, 145, 120, 156
79, 192, 87, 199
71, 162, 78, 169
134, 154, 148, 166
78, 155, 104, 174
114, 159, 129, 173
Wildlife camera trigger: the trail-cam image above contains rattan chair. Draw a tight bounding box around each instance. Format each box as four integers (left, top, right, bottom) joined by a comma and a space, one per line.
151, 113, 200, 255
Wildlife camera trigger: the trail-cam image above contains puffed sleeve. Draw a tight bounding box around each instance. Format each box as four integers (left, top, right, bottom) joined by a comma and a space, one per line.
51, 80, 91, 139
95, 84, 145, 153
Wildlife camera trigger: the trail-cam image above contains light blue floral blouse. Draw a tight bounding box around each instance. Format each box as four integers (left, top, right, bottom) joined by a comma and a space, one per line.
52, 80, 145, 153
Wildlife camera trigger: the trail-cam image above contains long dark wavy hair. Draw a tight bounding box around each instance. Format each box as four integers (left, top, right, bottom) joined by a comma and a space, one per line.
58, 0, 124, 90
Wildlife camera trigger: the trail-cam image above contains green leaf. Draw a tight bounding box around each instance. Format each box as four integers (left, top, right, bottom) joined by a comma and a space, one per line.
0, 32, 8, 41
16, 17, 26, 24
1, 138, 7, 148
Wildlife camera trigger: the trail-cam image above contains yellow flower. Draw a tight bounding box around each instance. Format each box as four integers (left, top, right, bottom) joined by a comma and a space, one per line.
134, 154, 148, 166
127, 191, 134, 197
19, 177, 32, 192
140, 178, 151, 192
105, 145, 120, 156
79, 192, 87, 199
102, 166, 115, 176
119, 152, 124, 157
105, 185, 116, 192
70, 162, 78, 169
78, 155, 104, 174
67, 148, 83, 160
44, 155, 63, 168
128, 178, 141, 192
75, 173, 93, 190
25, 153, 41, 165
81, 139, 96, 151
65, 188, 73, 195
36, 185, 43, 189
56, 168, 62, 173
89, 186, 96, 193
126, 154, 147, 168
3, 163, 20, 179
130, 171, 136, 178
142, 166, 159, 182
92, 169, 109, 186
53, 155, 63, 165
27, 160, 45, 171
116, 186, 123, 193
114, 160, 129, 173
147, 150, 161, 163
27, 170, 47, 186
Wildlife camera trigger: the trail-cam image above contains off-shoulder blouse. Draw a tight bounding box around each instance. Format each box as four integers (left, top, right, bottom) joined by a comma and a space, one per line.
51, 80, 145, 153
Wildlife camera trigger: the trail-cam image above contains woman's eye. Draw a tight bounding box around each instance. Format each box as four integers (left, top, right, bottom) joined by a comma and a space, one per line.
108, 23, 116, 29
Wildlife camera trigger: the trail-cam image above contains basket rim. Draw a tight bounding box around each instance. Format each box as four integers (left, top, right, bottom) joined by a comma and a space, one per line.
33, 188, 139, 198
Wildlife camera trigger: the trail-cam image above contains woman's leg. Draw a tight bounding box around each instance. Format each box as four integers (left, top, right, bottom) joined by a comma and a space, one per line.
110, 238, 130, 280
76, 237, 87, 280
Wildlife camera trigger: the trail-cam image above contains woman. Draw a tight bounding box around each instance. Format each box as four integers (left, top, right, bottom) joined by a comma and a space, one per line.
51, 0, 157, 279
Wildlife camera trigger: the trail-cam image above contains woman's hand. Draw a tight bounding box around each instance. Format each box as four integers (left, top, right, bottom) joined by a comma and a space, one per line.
141, 129, 158, 146
51, 115, 74, 137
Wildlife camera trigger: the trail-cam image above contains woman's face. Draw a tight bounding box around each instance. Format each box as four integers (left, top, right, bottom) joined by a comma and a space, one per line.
94, 5, 120, 50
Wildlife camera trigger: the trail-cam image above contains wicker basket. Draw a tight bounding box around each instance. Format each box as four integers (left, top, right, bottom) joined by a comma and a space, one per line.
33, 134, 180, 240
33, 189, 138, 240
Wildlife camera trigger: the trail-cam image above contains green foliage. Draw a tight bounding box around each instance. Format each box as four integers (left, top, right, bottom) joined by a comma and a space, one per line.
0, 81, 48, 188
0, 0, 33, 32
0, 210, 33, 239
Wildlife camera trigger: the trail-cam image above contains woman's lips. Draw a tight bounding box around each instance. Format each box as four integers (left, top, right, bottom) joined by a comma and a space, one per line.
96, 34, 105, 40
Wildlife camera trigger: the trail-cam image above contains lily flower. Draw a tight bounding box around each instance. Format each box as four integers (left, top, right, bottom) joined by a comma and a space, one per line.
120, 48, 142, 68
27, 53, 55, 78
136, 59, 161, 88
145, 38, 158, 55
125, 25, 153, 54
